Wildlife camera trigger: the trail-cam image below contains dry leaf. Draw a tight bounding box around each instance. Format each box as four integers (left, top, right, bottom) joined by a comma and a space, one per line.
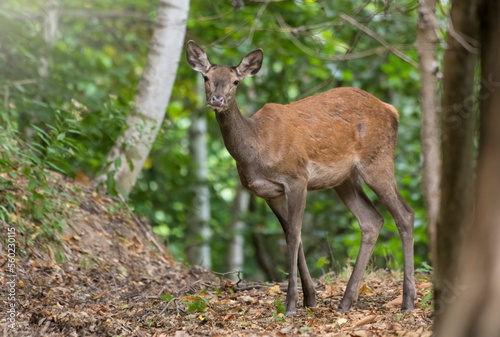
359, 283, 375, 296
390, 323, 404, 330
74, 168, 90, 185
237, 295, 256, 304
418, 282, 433, 289
319, 283, 337, 298
9, 213, 19, 223
223, 314, 235, 321
355, 314, 377, 327
385, 295, 403, 307
46, 245, 56, 263
267, 284, 281, 295
93, 290, 109, 299
44, 289, 54, 299
337, 318, 348, 326
352, 331, 368, 337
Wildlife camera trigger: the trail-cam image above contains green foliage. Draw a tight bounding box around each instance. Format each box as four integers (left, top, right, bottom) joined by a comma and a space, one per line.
299, 326, 312, 334
160, 292, 174, 303
0, 108, 81, 247
421, 292, 433, 310
316, 256, 330, 269
416, 261, 433, 274
273, 296, 286, 322
184, 295, 209, 313
0, 0, 433, 279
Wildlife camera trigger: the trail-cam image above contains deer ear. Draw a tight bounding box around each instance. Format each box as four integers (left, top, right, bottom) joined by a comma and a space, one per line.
186, 40, 211, 74
236, 49, 263, 78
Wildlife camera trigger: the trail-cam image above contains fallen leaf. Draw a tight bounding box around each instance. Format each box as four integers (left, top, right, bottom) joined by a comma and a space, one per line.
385, 295, 403, 307
9, 213, 19, 223
267, 285, 281, 295
355, 314, 377, 327
319, 283, 337, 298
337, 318, 348, 326
237, 295, 257, 304
74, 168, 90, 185
352, 331, 368, 337
418, 282, 433, 289
44, 289, 54, 300
390, 323, 404, 330
359, 283, 375, 296
223, 314, 235, 321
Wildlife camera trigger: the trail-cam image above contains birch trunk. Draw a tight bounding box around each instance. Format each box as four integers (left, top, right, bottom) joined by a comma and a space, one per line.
186, 76, 211, 268
227, 187, 250, 279
436, 2, 500, 334
416, 0, 440, 262
96, 0, 190, 196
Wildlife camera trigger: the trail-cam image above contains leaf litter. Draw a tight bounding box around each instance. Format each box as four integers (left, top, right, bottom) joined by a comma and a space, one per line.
0, 172, 433, 336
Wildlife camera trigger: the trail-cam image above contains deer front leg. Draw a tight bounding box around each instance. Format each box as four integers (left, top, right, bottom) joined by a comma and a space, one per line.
283, 182, 308, 315
267, 195, 316, 308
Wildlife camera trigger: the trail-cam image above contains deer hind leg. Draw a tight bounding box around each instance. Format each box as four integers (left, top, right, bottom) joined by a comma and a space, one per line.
359, 162, 416, 311
334, 176, 384, 312
267, 193, 316, 310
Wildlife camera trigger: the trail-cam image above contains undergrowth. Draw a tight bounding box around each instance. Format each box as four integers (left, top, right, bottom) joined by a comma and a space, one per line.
0, 108, 81, 253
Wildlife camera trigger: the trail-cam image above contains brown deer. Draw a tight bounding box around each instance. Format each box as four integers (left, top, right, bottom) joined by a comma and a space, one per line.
186, 40, 416, 315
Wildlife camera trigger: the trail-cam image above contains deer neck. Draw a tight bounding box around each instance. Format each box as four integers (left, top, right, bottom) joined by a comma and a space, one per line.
215, 99, 257, 164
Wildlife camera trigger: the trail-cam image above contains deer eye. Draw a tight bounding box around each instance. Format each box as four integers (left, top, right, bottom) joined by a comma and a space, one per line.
203, 76, 209, 82
233, 80, 240, 86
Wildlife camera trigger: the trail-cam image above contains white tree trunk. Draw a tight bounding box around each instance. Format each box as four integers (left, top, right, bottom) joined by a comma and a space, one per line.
39, 0, 59, 78
416, 0, 440, 262
186, 76, 211, 268
96, 0, 190, 196
228, 187, 250, 279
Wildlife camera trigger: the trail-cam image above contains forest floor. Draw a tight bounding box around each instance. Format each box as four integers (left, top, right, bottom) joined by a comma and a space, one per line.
0, 172, 434, 336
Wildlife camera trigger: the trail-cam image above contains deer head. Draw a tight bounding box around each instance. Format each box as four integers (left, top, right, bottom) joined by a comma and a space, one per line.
186, 40, 263, 111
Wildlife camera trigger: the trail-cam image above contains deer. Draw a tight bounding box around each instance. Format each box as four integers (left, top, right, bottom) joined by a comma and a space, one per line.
186, 40, 416, 315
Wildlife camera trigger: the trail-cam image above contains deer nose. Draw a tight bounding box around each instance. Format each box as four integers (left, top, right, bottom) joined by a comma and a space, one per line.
210, 96, 225, 107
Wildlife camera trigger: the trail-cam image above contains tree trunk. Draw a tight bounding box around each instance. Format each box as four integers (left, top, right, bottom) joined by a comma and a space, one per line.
186, 76, 211, 268
227, 187, 250, 279
435, 0, 480, 323
416, 0, 440, 263
39, 0, 58, 77
96, 0, 190, 196
436, 1, 500, 335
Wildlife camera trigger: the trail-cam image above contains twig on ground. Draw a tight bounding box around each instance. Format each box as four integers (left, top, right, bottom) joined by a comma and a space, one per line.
177, 279, 203, 294
38, 320, 51, 336
213, 270, 243, 287
159, 297, 181, 315
103, 266, 118, 290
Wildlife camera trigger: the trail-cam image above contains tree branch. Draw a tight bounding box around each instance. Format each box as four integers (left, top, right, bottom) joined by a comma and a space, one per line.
275, 13, 414, 62
340, 14, 418, 67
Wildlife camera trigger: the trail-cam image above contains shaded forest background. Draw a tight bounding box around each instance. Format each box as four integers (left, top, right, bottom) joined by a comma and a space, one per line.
1, 0, 441, 280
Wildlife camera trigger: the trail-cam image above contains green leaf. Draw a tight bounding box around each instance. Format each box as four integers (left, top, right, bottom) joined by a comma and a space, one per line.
421, 292, 433, 310
160, 292, 173, 302
274, 296, 286, 315
186, 298, 207, 313
316, 256, 330, 269
28, 178, 38, 190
